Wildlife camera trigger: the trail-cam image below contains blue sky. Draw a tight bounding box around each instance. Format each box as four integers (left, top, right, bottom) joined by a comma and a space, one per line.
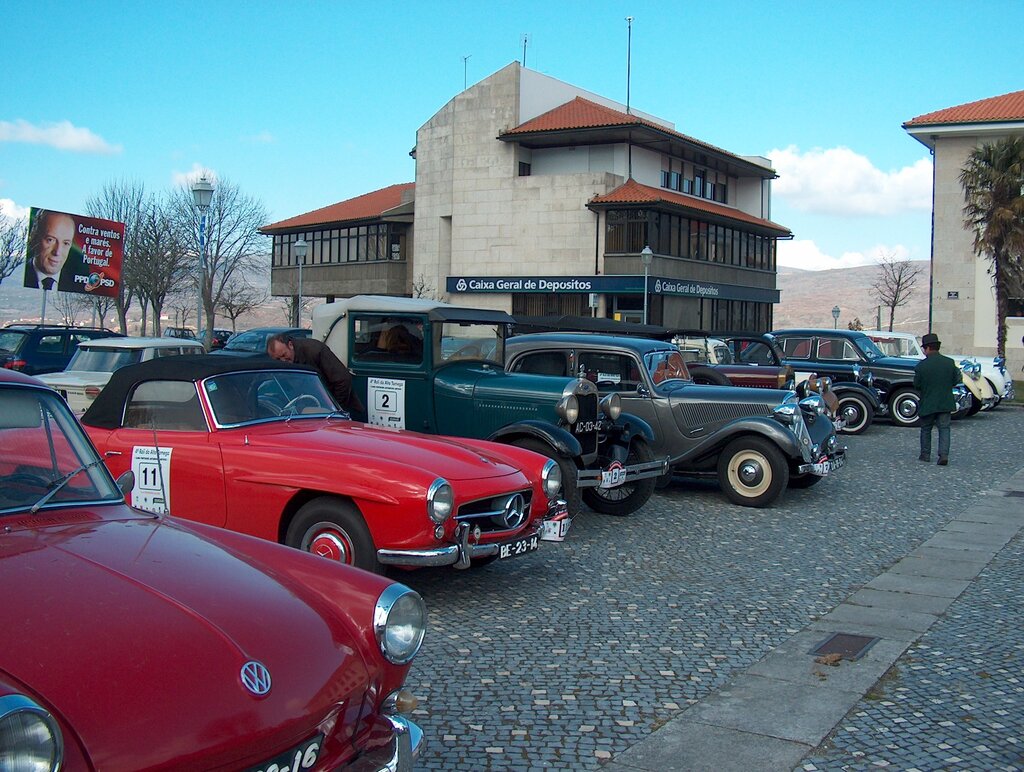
2, 0, 1022, 273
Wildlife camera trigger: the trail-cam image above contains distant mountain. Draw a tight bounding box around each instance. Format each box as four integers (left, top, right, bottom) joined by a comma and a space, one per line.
774, 261, 930, 334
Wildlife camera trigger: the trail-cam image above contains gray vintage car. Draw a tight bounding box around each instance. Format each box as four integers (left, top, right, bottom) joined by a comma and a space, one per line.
507, 333, 846, 508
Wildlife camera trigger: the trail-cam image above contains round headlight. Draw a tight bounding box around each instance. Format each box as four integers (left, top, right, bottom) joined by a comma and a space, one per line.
541, 458, 562, 499
0, 695, 63, 772
600, 392, 621, 420
556, 394, 580, 424
426, 478, 453, 524
863, 370, 874, 388
373, 584, 426, 665
852, 364, 862, 379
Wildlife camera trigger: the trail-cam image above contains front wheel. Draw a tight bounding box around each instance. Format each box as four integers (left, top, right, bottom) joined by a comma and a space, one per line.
716, 436, 789, 507
967, 392, 983, 416
511, 438, 580, 517
286, 497, 381, 574
835, 393, 874, 434
888, 387, 922, 428
581, 439, 657, 516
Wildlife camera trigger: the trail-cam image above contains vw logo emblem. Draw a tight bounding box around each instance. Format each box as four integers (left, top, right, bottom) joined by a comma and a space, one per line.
240, 660, 272, 697
456, 278, 468, 291
501, 493, 527, 529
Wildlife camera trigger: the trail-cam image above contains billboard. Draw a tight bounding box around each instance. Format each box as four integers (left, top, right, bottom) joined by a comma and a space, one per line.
23, 207, 124, 297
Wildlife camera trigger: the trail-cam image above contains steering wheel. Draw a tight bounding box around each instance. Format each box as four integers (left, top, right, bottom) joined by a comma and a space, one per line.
2, 472, 51, 489
279, 394, 321, 414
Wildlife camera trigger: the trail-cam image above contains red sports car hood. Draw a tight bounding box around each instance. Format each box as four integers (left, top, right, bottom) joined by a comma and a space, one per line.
236, 419, 522, 482
0, 507, 374, 770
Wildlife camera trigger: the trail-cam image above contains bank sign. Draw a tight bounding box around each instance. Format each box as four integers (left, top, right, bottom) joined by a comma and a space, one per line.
447, 275, 779, 303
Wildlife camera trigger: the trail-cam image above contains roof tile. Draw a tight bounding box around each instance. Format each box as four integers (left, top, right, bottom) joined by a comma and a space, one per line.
904, 89, 1024, 127
262, 182, 414, 231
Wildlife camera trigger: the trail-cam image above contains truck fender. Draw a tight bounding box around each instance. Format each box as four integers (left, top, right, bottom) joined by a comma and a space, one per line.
488, 420, 583, 460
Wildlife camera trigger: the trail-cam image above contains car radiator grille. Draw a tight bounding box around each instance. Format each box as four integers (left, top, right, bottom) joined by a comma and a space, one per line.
680, 402, 772, 429
455, 489, 534, 533
572, 393, 599, 456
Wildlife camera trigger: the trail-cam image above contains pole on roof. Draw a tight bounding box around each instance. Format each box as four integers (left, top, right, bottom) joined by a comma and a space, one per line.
625, 17, 633, 115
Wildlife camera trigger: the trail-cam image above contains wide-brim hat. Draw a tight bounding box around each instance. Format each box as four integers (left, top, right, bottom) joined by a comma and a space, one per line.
921, 332, 941, 347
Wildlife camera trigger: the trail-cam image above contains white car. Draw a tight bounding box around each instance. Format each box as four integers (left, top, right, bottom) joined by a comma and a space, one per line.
863, 330, 1013, 407
37, 336, 205, 412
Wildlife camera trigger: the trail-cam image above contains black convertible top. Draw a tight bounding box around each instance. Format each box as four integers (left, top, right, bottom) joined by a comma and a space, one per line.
81, 355, 316, 429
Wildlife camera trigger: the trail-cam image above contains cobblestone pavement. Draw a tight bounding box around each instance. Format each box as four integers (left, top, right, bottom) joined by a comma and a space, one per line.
399, 408, 1023, 771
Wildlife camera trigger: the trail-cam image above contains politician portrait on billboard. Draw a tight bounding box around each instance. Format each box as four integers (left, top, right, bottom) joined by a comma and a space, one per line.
23, 207, 124, 297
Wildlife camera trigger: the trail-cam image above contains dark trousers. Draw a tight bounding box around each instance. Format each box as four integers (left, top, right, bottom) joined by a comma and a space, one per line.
919, 411, 951, 459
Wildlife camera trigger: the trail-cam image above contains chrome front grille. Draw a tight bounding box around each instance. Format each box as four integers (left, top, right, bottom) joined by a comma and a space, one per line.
455, 489, 534, 533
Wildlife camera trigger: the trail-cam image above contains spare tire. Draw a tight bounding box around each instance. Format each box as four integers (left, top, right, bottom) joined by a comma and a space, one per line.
687, 365, 732, 386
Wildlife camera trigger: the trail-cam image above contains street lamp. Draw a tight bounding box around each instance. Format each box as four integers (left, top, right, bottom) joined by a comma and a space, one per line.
641, 245, 653, 325
293, 237, 308, 327
191, 176, 215, 335
832, 305, 841, 329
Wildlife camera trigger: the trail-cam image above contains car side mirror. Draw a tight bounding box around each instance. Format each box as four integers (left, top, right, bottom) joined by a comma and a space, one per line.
116, 470, 135, 496
636, 383, 651, 398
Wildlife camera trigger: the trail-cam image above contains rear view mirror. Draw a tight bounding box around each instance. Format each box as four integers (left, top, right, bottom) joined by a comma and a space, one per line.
116, 470, 135, 496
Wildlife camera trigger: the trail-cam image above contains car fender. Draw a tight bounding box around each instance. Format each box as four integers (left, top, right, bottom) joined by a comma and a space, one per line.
672, 416, 803, 467
488, 420, 583, 460
605, 412, 656, 446
830, 382, 881, 410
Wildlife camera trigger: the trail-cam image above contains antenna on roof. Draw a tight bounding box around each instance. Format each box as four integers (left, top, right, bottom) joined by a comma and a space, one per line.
462, 54, 472, 91
625, 16, 633, 115
521, 33, 531, 67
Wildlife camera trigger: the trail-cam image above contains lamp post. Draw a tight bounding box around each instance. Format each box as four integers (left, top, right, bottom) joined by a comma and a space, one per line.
832, 305, 841, 329
293, 237, 308, 327
641, 245, 653, 325
191, 176, 215, 335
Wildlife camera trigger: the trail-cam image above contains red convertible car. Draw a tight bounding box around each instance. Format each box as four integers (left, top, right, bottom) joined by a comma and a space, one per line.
0, 368, 425, 769
80, 356, 568, 573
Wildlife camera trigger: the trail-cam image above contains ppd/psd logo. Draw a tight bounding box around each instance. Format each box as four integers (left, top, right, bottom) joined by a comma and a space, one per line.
76, 271, 116, 292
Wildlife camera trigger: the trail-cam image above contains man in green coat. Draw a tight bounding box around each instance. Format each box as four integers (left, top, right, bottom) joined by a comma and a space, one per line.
913, 332, 962, 466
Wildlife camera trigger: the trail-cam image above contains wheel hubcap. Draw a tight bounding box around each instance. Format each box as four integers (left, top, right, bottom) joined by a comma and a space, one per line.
729, 450, 771, 497
738, 461, 763, 485
896, 398, 918, 419
308, 530, 351, 562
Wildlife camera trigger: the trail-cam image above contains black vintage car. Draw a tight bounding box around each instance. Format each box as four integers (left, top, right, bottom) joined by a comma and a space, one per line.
507, 333, 846, 508
772, 328, 970, 428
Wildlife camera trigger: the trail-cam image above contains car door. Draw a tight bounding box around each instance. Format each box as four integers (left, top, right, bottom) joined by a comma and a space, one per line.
97, 380, 228, 525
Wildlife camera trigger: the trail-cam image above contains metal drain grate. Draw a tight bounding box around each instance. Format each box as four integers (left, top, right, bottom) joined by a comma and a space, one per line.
809, 633, 880, 662
1002, 490, 1024, 498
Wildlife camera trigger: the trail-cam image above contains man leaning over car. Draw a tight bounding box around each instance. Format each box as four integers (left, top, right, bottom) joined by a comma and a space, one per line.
266, 333, 366, 421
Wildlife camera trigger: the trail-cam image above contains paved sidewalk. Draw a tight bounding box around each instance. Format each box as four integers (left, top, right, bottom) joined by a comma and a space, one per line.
604, 469, 1024, 772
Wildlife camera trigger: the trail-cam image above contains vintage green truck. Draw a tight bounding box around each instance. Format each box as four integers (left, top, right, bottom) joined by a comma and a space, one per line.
311, 296, 667, 517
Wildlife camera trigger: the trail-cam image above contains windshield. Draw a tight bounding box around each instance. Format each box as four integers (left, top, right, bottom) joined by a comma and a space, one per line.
437, 322, 504, 365
0, 330, 28, 354
644, 350, 691, 386
67, 346, 143, 373
855, 337, 885, 360
204, 370, 338, 425
0, 386, 122, 514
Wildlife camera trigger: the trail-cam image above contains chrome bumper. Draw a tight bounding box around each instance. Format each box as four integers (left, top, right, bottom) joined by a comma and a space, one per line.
1004, 380, 1015, 400
346, 714, 423, 772
576, 456, 669, 488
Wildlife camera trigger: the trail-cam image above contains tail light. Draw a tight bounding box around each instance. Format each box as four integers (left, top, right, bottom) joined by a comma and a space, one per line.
85, 386, 102, 400
3, 359, 27, 371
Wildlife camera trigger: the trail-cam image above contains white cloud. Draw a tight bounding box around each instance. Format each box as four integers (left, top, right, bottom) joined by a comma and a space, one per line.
0, 198, 29, 222
779, 239, 914, 271
0, 119, 121, 154
171, 163, 219, 188
768, 145, 932, 216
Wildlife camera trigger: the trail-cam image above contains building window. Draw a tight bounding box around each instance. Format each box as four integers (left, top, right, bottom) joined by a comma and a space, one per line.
519, 162, 531, 177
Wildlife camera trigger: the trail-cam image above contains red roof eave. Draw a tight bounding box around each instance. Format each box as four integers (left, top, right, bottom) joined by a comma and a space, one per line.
261, 182, 415, 233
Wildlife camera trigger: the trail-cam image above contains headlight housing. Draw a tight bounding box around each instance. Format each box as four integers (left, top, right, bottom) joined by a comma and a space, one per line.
852, 364, 862, 380
861, 370, 874, 388
556, 394, 580, 424
799, 395, 827, 421
772, 403, 799, 425
599, 392, 621, 420
426, 478, 454, 524
541, 459, 562, 499
0, 694, 63, 772
373, 584, 426, 665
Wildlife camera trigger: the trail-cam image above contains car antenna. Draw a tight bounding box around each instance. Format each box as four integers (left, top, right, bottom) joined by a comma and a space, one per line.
148, 420, 170, 519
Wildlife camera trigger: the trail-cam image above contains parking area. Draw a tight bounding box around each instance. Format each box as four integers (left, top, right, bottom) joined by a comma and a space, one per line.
400, 409, 1024, 770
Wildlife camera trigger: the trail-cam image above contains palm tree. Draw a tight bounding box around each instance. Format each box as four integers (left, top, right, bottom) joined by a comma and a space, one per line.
959, 135, 1024, 358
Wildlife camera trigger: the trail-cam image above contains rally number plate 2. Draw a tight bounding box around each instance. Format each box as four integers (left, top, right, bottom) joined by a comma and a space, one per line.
247, 733, 323, 772
499, 534, 540, 560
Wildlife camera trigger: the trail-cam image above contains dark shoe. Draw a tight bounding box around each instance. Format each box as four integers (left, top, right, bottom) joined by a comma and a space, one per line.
937, 457, 948, 466
919, 454, 930, 462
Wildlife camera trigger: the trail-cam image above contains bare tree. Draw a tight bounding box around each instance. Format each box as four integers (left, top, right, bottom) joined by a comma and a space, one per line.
87, 295, 116, 329
871, 252, 923, 331
277, 282, 315, 327
847, 317, 864, 331
218, 270, 269, 331
86, 179, 148, 334
411, 274, 436, 299
170, 178, 269, 349
134, 194, 193, 336
0, 216, 27, 288
51, 292, 90, 326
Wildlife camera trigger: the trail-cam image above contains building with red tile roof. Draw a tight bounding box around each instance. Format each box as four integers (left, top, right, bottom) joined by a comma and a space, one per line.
903, 90, 1024, 367
265, 62, 792, 330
